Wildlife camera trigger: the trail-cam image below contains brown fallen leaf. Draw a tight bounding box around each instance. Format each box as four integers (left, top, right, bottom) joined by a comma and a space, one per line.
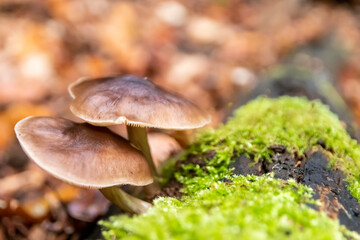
98, 2, 149, 74
67, 189, 109, 222
0, 168, 45, 198
28, 226, 47, 240
0, 102, 53, 150
0, 225, 6, 240
21, 197, 50, 222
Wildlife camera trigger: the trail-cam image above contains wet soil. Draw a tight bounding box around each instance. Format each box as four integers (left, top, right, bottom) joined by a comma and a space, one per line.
159, 142, 360, 233
229, 146, 360, 233
157, 179, 184, 199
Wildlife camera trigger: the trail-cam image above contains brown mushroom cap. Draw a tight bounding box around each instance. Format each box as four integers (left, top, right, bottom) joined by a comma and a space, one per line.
15, 116, 153, 188
68, 75, 211, 129
148, 133, 182, 168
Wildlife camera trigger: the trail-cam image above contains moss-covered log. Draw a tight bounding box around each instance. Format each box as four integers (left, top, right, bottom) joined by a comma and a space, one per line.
100, 97, 360, 240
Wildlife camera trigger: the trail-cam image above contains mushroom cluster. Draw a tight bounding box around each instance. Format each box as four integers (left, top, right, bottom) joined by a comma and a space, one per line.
15, 75, 211, 215
68, 75, 211, 177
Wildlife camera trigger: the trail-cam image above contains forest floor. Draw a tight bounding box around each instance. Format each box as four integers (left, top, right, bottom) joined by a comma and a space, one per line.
1, 0, 360, 239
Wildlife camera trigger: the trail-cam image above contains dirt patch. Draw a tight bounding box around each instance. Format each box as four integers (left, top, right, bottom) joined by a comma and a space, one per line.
229, 155, 263, 176
159, 151, 217, 199
156, 179, 184, 199
230, 147, 360, 233
303, 152, 360, 231
160, 144, 360, 232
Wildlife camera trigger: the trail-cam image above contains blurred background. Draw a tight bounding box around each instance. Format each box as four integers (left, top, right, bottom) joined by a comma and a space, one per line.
0, 0, 360, 239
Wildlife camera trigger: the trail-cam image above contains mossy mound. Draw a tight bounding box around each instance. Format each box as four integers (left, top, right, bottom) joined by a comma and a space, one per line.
101, 97, 360, 239
101, 175, 356, 240
176, 96, 360, 199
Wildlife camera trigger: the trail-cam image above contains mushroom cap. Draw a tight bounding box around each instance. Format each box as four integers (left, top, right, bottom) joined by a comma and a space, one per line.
68, 75, 211, 129
148, 133, 182, 168
15, 116, 153, 189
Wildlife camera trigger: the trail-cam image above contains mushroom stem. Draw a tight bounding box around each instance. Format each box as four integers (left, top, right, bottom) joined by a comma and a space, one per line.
100, 186, 152, 214
127, 126, 158, 177
127, 126, 161, 198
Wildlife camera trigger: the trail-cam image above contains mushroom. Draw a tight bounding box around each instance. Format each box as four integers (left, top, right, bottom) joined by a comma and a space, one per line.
148, 132, 182, 168
107, 125, 182, 168
14, 116, 153, 214
68, 75, 211, 178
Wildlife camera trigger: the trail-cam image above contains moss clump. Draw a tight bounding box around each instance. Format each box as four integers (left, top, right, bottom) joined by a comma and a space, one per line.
101, 97, 360, 239
175, 97, 360, 199
101, 175, 357, 240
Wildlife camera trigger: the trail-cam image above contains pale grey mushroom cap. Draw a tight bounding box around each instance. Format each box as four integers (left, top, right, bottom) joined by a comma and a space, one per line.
68, 75, 211, 129
15, 116, 153, 189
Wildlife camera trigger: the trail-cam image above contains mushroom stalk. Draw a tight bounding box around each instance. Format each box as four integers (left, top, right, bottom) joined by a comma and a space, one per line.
127, 126, 158, 177
100, 186, 152, 214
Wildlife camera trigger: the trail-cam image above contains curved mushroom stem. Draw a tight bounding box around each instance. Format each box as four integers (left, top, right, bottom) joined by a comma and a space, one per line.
127, 126, 161, 197
127, 126, 158, 177
100, 186, 152, 214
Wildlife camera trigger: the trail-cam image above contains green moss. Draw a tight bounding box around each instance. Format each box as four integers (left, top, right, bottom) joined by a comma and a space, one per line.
175, 97, 360, 199
101, 175, 357, 240
101, 97, 360, 239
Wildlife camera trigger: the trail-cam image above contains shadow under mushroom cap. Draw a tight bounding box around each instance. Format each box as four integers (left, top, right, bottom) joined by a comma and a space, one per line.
15, 116, 153, 188
68, 75, 211, 129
